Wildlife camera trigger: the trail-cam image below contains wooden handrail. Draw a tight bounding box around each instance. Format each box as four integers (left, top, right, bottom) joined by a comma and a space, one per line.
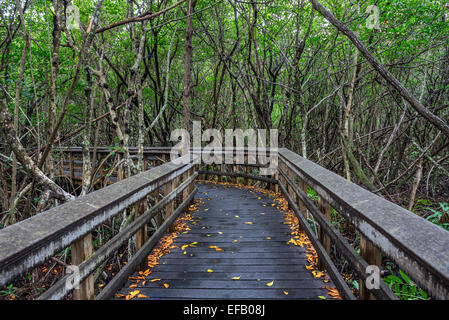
278, 148, 449, 300
38, 172, 198, 300
0, 154, 194, 290
4, 146, 448, 300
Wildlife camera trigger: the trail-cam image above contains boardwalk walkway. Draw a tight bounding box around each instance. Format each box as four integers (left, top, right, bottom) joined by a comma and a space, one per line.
116, 182, 333, 299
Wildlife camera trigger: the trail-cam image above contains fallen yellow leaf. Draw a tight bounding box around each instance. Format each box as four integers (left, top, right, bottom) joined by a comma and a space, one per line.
125, 290, 140, 300
163, 283, 169, 288
232, 276, 241, 280
207, 269, 214, 273
266, 280, 274, 287
137, 294, 148, 298
283, 291, 289, 295
150, 279, 161, 282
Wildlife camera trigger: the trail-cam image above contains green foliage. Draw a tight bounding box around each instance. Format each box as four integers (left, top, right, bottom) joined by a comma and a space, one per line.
0, 284, 16, 298
383, 265, 428, 300
424, 203, 449, 231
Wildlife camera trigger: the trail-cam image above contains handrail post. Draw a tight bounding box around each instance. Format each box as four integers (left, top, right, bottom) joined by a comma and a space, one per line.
218, 164, 223, 182
164, 179, 174, 221
134, 199, 147, 270
72, 233, 94, 300
152, 188, 161, 227
298, 180, 308, 219
233, 156, 238, 184
182, 171, 189, 202
359, 236, 382, 300
189, 167, 195, 194
274, 172, 279, 193
278, 162, 287, 191
244, 155, 249, 185
117, 154, 124, 181
287, 167, 296, 208
317, 196, 332, 269
69, 151, 74, 182
58, 153, 63, 177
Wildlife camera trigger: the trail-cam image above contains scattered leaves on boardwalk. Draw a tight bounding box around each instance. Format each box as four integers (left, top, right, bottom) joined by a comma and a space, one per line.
118, 180, 341, 300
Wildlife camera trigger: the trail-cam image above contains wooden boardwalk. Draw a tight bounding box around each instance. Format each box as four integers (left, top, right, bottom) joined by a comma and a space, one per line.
116, 182, 333, 299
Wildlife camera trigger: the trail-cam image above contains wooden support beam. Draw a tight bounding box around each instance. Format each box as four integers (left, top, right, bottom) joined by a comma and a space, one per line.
204, 165, 208, 181
69, 152, 74, 181
168, 176, 179, 232
72, 233, 94, 300
297, 180, 308, 219
189, 167, 195, 195
233, 156, 238, 184
244, 156, 249, 185
318, 196, 332, 270
134, 200, 147, 271
359, 236, 382, 300
218, 164, 223, 182
182, 171, 190, 202
287, 167, 296, 209
164, 180, 174, 220
117, 154, 124, 181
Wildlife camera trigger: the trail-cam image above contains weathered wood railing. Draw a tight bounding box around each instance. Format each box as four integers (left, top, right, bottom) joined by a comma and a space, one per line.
278, 148, 449, 300
0, 153, 197, 300
3, 146, 448, 300
52, 147, 173, 188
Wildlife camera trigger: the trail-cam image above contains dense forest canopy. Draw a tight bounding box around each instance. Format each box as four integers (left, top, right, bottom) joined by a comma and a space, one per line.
0, 0, 448, 226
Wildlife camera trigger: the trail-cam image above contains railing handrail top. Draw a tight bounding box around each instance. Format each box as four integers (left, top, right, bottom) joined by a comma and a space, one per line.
278, 148, 449, 288
0, 154, 192, 285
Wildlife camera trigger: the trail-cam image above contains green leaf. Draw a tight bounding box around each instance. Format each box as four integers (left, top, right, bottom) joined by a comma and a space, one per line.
420, 289, 428, 300
399, 270, 412, 285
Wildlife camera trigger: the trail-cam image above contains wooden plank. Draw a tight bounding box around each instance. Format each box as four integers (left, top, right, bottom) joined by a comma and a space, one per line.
69, 152, 74, 181
144, 264, 310, 273
359, 235, 382, 300
117, 183, 334, 300
96, 187, 198, 300
72, 233, 94, 300
164, 180, 174, 221
318, 195, 331, 269
162, 251, 306, 259
128, 271, 318, 281
134, 200, 147, 271
119, 288, 331, 300
135, 279, 325, 289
